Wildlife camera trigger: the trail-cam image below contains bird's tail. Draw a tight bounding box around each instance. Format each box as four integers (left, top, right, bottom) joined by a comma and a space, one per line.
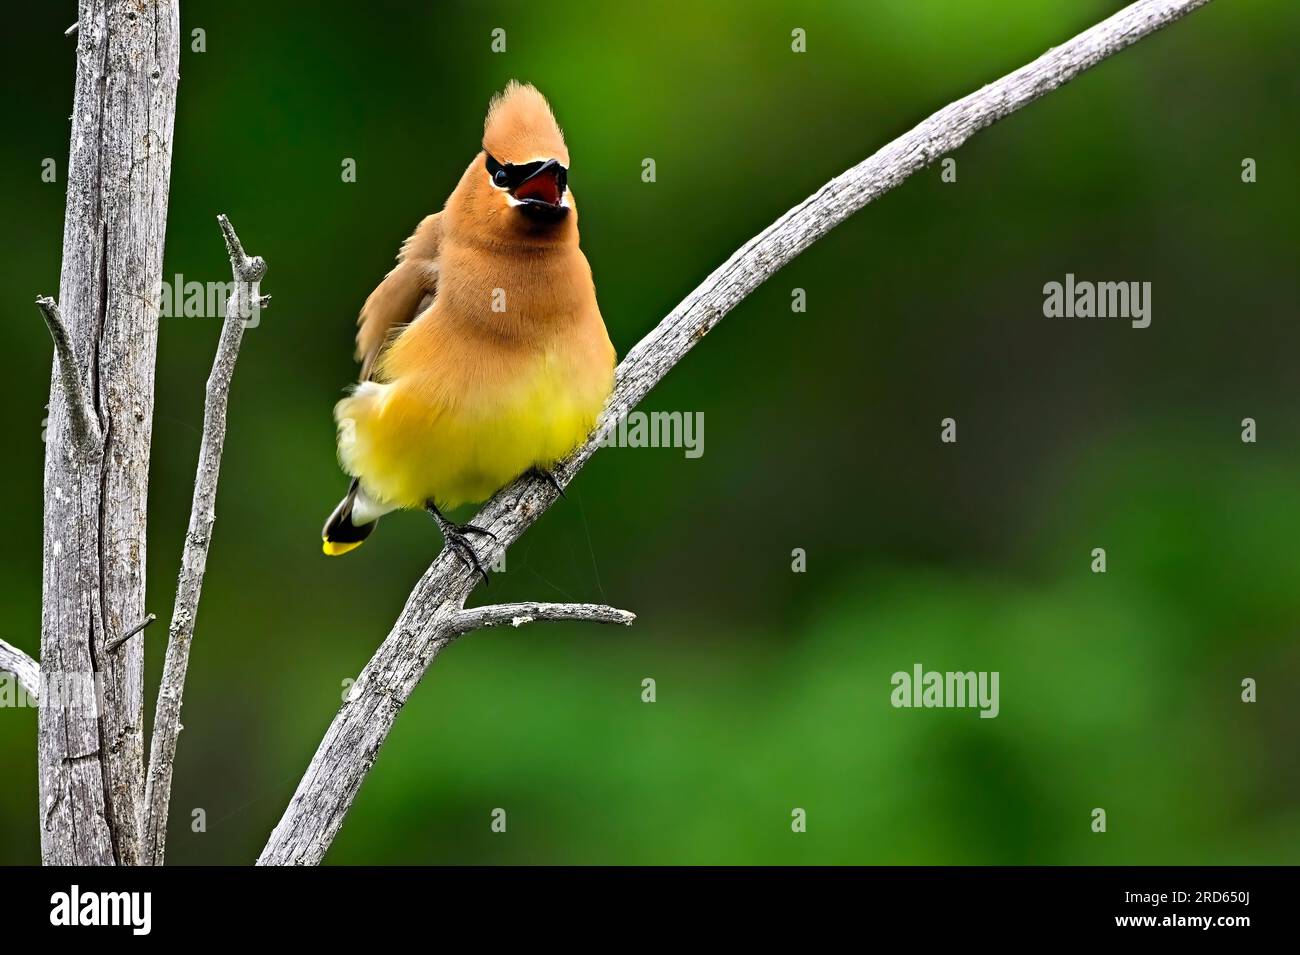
322, 479, 380, 556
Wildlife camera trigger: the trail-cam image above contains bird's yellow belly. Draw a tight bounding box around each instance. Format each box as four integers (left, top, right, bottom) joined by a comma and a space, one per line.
336, 354, 607, 512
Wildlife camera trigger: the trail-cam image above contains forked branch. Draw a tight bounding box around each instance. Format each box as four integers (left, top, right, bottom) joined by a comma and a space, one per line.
142, 215, 267, 866
258, 0, 1215, 865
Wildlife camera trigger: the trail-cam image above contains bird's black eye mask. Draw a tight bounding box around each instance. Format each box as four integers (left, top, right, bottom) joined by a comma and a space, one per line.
484, 152, 569, 221
484, 153, 568, 198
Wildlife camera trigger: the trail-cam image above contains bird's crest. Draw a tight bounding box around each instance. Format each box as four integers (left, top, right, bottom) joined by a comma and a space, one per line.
483, 81, 568, 166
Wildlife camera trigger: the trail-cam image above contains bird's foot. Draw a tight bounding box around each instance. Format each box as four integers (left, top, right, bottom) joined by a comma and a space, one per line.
425, 503, 497, 585
529, 465, 567, 499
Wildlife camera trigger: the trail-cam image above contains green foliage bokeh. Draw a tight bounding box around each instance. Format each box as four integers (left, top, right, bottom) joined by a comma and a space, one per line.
0, 0, 1295, 864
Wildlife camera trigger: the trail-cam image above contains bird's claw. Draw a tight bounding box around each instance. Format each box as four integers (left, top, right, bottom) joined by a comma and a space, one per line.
531, 466, 566, 499
445, 529, 491, 586
425, 502, 495, 585
458, 522, 498, 541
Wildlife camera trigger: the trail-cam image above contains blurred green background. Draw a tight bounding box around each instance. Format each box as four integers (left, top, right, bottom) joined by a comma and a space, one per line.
1, 0, 1296, 864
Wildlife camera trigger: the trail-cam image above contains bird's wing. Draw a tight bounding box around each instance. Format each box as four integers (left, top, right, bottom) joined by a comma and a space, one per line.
355, 212, 443, 380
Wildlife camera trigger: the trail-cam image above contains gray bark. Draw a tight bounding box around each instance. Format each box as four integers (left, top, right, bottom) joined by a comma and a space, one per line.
258, 0, 1215, 866
37, 297, 101, 449
142, 217, 266, 866
0, 639, 40, 703
447, 603, 636, 635
38, 0, 180, 866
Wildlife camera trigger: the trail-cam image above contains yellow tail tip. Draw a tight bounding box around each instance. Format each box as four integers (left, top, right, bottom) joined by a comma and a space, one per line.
323, 537, 364, 557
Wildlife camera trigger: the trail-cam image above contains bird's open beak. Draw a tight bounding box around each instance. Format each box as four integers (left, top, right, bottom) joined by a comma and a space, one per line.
513, 159, 568, 218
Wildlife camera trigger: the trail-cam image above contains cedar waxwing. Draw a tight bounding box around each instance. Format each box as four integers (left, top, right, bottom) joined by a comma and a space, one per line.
322, 81, 616, 576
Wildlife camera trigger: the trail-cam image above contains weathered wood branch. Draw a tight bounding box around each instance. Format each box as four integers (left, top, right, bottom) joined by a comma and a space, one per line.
39, 0, 180, 867
142, 215, 266, 866
0, 639, 40, 702
257, 0, 1213, 865
35, 296, 101, 448
448, 602, 636, 635
104, 613, 157, 654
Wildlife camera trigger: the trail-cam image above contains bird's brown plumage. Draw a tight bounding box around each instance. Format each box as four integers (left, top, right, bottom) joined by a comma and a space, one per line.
354, 82, 580, 381
355, 212, 443, 380
325, 82, 615, 553
483, 80, 569, 169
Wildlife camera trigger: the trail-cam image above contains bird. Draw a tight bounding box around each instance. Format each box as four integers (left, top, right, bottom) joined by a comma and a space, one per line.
322, 81, 616, 578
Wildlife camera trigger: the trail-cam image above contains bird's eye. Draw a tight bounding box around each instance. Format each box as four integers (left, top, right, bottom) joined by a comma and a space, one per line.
485, 153, 511, 188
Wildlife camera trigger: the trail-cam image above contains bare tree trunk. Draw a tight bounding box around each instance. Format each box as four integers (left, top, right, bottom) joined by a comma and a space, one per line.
39, 0, 180, 867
